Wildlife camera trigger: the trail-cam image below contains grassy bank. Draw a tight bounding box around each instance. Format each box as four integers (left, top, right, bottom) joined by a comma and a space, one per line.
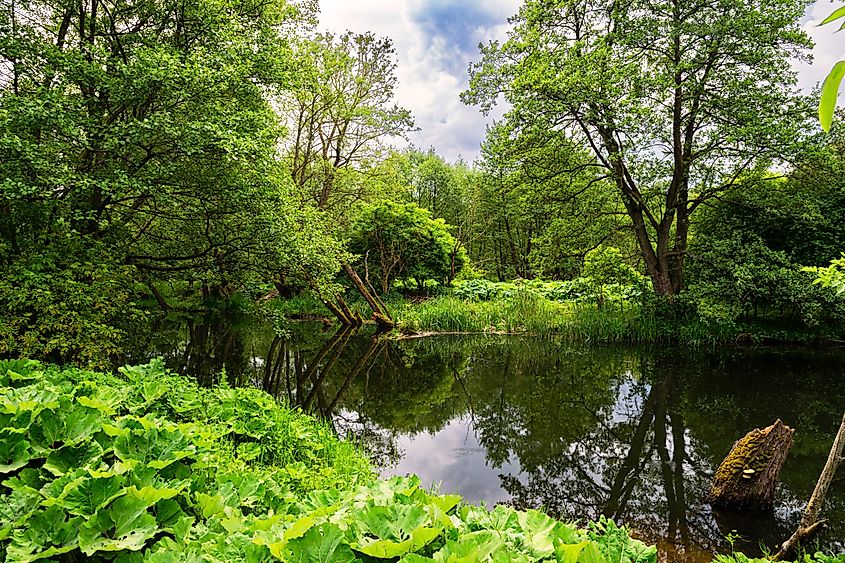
269, 282, 842, 345
395, 293, 749, 345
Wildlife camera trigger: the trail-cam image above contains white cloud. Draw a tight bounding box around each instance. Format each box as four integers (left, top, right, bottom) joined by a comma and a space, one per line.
317, 0, 518, 162
317, 0, 844, 163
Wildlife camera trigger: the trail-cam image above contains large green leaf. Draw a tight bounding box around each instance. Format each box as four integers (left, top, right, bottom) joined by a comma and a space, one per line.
284, 523, 357, 563
6, 506, 82, 562
355, 527, 440, 558
555, 540, 589, 563
820, 5, 845, 26
78, 494, 159, 555
820, 61, 845, 132
43, 441, 104, 476
0, 434, 31, 475
0, 487, 40, 541
61, 475, 125, 516
517, 509, 579, 558
429, 530, 507, 562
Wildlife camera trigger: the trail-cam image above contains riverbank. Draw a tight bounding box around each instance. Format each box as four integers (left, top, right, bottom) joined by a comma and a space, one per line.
269, 290, 845, 346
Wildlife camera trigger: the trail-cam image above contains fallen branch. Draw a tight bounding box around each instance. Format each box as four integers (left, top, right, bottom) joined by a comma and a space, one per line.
774, 411, 845, 560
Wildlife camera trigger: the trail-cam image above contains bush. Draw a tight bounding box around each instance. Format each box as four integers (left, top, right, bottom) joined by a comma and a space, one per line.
0, 246, 147, 368
452, 277, 645, 305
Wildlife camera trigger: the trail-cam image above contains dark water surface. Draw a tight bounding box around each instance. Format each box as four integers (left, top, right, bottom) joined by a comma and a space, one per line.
128, 315, 845, 561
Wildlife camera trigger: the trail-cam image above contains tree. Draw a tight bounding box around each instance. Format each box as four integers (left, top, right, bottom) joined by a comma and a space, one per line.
281, 31, 415, 215
472, 121, 635, 281
582, 246, 640, 287
0, 0, 346, 363
349, 201, 467, 293
686, 133, 845, 332
464, 0, 812, 297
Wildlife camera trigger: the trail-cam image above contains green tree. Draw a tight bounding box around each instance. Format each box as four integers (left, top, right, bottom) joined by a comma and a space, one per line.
687, 157, 845, 332
582, 246, 640, 287
464, 0, 812, 297
471, 122, 633, 281
401, 148, 467, 224
0, 0, 341, 363
349, 201, 467, 293
282, 31, 414, 215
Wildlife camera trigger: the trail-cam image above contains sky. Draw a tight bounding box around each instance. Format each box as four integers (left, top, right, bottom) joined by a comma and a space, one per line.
317, 0, 845, 163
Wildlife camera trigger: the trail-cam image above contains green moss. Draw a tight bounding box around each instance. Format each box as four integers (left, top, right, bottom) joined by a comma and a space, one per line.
711, 422, 793, 498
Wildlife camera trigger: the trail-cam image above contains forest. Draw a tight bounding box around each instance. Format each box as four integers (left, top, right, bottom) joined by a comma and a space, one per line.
1, 0, 845, 560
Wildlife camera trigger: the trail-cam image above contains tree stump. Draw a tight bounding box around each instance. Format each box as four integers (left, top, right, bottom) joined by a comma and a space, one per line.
708, 419, 794, 511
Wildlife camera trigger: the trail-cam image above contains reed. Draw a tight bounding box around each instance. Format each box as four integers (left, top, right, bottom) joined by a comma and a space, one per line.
396, 291, 737, 344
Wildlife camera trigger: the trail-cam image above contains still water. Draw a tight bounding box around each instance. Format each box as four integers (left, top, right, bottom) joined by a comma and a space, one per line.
128, 315, 845, 561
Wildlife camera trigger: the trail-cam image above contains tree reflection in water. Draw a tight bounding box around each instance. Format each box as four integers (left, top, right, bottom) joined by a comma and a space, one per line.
130, 317, 845, 561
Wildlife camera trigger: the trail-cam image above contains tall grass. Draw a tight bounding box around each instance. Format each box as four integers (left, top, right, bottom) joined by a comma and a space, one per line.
396, 290, 737, 344
267, 287, 746, 344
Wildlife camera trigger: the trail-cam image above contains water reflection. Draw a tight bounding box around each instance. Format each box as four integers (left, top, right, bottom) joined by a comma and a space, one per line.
129, 316, 845, 561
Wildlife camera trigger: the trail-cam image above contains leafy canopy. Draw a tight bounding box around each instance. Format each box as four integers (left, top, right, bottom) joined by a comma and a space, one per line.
463, 0, 812, 295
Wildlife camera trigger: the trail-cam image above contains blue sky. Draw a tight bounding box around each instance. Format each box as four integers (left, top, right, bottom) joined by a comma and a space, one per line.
318, 0, 845, 163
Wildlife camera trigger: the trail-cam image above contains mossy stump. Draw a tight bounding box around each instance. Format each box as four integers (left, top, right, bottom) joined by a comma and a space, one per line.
708, 419, 794, 511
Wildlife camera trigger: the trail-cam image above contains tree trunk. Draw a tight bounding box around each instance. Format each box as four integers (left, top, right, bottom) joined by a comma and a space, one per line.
322, 298, 352, 325
342, 263, 394, 329
774, 411, 845, 560
274, 279, 295, 299
145, 279, 171, 312
336, 295, 363, 326
708, 419, 794, 511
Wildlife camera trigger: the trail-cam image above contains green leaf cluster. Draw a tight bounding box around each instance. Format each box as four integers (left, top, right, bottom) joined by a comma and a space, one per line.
452, 277, 645, 305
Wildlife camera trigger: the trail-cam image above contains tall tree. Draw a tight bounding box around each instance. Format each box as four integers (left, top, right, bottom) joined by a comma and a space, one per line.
464, 0, 812, 296
0, 0, 337, 363
282, 31, 414, 216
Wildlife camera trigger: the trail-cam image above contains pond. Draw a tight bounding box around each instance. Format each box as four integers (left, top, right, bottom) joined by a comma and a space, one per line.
127, 314, 845, 561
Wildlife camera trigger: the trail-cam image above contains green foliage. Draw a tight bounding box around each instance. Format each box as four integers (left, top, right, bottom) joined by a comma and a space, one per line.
582, 247, 641, 288
469, 124, 628, 281
464, 0, 812, 295
0, 243, 146, 368
0, 359, 659, 562
687, 174, 845, 335
0, 0, 349, 364
398, 294, 659, 341
400, 148, 472, 228
452, 278, 644, 305
821, 61, 845, 132
282, 31, 415, 216
349, 201, 467, 293
805, 253, 845, 296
